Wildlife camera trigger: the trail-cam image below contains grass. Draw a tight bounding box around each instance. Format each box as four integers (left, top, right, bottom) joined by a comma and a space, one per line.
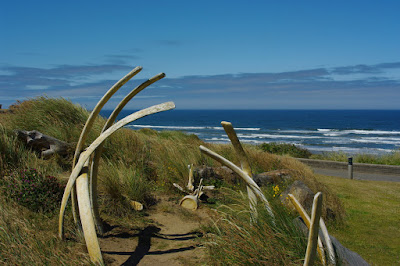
256, 142, 400, 166
311, 150, 400, 166
0, 193, 91, 265
0, 96, 367, 264
204, 188, 310, 265
314, 174, 400, 265
258, 142, 312, 158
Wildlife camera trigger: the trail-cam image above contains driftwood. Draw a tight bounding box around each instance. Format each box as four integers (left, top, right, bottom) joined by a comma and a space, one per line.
16, 130, 72, 159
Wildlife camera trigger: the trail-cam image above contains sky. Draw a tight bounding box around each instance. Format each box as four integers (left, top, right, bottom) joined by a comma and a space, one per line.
1, 1, 400, 110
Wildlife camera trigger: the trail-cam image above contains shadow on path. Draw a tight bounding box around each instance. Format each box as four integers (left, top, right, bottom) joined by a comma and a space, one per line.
101, 225, 202, 266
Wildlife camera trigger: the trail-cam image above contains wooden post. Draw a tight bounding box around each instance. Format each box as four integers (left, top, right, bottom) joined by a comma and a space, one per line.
304, 192, 323, 266
348, 157, 353, 180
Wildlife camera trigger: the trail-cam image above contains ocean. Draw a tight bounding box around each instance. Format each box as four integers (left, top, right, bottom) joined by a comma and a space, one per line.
99, 110, 400, 155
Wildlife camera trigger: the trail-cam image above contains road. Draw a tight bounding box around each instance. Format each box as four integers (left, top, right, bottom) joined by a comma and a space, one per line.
312, 167, 400, 182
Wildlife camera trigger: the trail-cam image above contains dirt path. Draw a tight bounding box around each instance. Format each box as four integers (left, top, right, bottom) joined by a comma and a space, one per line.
99, 197, 211, 265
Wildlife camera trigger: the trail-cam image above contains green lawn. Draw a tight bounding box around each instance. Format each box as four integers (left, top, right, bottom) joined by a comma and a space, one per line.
315, 175, 400, 265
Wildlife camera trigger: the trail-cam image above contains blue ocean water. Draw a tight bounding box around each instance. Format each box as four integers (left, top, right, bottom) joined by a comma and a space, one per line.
100, 110, 400, 155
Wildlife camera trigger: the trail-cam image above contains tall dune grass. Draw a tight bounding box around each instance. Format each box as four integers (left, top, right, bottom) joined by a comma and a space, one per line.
0, 97, 346, 264
0, 194, 90, 265
205, 188, 309, 265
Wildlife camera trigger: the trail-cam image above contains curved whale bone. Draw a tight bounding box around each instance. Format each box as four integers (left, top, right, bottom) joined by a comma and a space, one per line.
221, 121, 258, 217
70, 66, 143, 227
199, 145, 274, 218
288, 193, 335, 265
89, 72, 166, 234
76, 156, 103, 265
304, 192, 323, 266
58, 101, 176, 240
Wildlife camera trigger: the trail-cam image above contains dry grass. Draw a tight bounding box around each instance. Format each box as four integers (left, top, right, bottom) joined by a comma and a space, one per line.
314, 174, 400, 265
0, 97, 348, 264
204, 188, 310, 265
0, 194, 91, 265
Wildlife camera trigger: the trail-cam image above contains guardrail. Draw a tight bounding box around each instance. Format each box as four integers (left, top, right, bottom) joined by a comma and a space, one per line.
296, 158, 400, 176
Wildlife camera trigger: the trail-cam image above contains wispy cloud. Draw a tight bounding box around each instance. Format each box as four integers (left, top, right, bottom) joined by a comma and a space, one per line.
1, 62, 400, 109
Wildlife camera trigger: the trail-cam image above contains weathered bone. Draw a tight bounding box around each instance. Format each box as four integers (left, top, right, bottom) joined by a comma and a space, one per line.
199, 145, 274, 218
122, 194, 144, 211
187, 164, 194, 191
89, 72, 165, 234
304, 192, 323, 266
179, 178, 204, 210
173, 183, 188, 193
71, 66, 143, 227
288, 194, 327, 265
318, 217, 336, 265
179, 194, 199, 210
76, 157, 103, 265
221, 121, 258, 216
58, 101, 175, 239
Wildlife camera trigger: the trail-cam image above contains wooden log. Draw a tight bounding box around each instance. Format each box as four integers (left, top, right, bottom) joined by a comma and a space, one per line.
16, 130, 72, 159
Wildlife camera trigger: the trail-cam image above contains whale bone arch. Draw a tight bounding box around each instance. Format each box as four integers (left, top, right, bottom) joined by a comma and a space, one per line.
58, 67, 174, 264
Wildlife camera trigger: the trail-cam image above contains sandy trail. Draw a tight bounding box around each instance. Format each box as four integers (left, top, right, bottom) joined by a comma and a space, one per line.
99, 198, 210, 265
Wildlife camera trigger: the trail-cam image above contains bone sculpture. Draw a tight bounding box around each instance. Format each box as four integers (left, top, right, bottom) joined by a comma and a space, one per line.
58, 67, 175, 265
303, 192, 323, 266
199, 121, 274, 218
173, 164, 215, 210
289, 194, 336, 265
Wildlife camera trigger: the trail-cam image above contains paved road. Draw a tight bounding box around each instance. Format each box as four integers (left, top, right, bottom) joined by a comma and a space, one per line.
312, 167, 400, 182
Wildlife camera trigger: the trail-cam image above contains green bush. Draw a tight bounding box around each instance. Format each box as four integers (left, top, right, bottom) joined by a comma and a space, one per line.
1, 169, 65, 213
258, 142, 312, 158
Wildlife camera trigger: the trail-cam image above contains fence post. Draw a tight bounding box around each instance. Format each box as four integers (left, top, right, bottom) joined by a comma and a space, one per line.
348, 157, 353, 179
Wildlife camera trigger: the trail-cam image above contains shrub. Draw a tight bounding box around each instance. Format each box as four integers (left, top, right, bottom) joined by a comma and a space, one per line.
1, 168, 65, 213
259, 142, 312, 158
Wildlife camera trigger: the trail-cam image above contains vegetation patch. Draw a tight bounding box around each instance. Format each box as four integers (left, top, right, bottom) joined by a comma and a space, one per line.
0, 97, 361, 264
314, 174, 400, 265
1, 168, 65, 213
311, 150, 400, 166
205, 188, 307, 265
258, 142, 312, 158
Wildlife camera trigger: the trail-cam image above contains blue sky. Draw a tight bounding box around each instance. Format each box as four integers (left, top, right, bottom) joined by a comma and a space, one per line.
1, 1, 400, 109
